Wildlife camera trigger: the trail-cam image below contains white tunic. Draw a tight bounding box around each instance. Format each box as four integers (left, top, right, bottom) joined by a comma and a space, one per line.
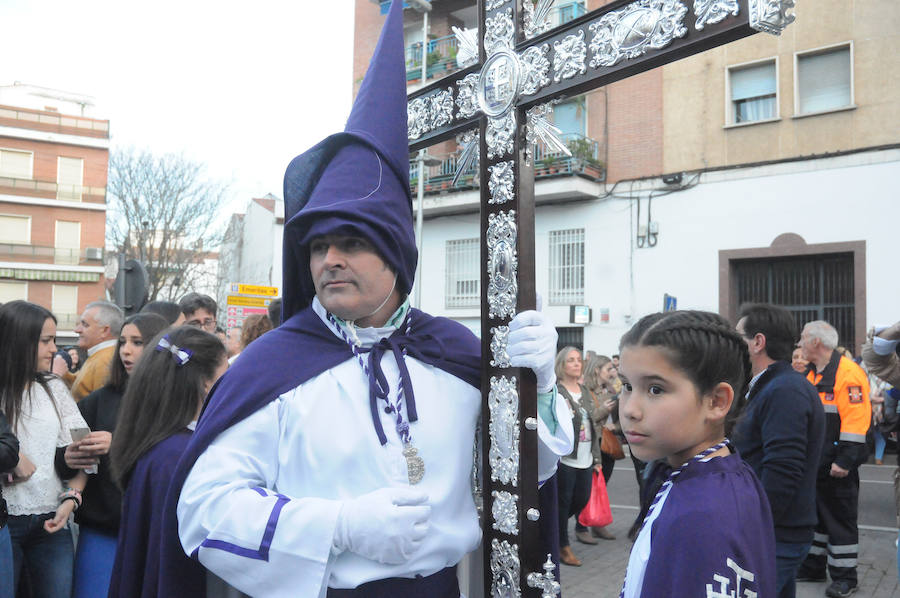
178, 299, 573, 598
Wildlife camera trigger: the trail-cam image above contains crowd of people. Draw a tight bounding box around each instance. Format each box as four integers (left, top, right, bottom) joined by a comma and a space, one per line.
1, 3, 896, 597
552, 306, 898, 598
0, 292, 276, 598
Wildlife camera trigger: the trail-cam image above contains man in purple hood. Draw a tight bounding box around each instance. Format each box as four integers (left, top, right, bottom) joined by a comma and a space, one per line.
161, 2, 573, 597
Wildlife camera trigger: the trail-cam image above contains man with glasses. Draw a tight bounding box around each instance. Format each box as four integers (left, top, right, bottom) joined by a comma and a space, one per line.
179, 293, 218, 332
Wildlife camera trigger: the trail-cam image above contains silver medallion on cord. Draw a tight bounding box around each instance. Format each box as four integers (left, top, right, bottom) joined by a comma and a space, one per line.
404, 443, 425, 484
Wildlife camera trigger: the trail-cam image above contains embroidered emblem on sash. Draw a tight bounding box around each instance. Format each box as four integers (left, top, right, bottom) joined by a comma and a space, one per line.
706, 557, 758, 598
824, 392, 834, 401
848, 386, 863, 404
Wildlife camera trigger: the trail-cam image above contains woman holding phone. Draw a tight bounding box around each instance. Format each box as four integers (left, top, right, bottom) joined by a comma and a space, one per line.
0, 301, 88, 598
56, 312, 169, 598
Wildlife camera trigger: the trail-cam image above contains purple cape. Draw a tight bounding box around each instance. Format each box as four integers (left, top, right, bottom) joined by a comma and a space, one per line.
109, 430, 205, 598
156, 306, 481, 596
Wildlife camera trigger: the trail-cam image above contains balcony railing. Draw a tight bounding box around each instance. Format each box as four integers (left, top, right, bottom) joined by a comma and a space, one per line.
409, 132, 604, 194
0, 243, 104, 266
404, 2, 587, 84
0, 176, 106, 203
0, 105, 109, 138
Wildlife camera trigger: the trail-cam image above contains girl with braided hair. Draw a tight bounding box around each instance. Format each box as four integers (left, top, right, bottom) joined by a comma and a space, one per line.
617, 310, 776, 598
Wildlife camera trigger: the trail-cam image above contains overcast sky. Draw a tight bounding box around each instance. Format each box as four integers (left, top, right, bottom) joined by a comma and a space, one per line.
0, 0, 357, 216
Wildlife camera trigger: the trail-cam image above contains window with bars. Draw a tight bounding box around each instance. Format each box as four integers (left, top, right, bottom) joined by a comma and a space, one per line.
549, 228, 584, 304
734, 253, 855, 349
445, 238, 479, 309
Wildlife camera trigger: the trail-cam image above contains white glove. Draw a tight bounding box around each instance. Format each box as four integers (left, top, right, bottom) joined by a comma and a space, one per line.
507, 309, 558, 393
333, 487, 430, 564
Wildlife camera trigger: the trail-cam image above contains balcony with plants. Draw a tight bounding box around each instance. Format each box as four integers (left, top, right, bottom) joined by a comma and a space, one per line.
408, 132, 604, 195
404, 1, 587, 84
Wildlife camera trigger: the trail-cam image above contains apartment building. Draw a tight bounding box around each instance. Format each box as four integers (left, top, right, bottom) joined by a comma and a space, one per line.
352, 0, 900, 354
0, 83, 109, 339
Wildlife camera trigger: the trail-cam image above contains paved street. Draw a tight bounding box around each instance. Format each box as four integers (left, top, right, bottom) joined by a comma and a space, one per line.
560, 460, 900, 598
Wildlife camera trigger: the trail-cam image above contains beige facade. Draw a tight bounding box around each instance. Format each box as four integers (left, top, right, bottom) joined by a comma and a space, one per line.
663, 0, 900, 173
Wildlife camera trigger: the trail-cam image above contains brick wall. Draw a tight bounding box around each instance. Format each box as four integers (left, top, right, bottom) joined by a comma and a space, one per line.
353, 0, 386, 98
27, 279, 108, 319
0, 137, 108, 189
0, 201, 105, 249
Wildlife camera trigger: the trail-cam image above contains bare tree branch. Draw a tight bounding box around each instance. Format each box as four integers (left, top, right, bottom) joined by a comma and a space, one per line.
107, 148, 228, 302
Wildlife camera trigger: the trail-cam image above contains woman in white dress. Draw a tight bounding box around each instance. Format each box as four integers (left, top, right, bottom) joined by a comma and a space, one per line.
0, 301, 88, 598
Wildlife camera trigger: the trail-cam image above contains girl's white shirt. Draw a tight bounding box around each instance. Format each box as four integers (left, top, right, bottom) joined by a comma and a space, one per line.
4, 377, 88, 515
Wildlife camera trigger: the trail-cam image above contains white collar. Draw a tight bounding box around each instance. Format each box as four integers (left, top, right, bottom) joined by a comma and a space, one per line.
312, 297, 400, 350
87, 339, 117, 357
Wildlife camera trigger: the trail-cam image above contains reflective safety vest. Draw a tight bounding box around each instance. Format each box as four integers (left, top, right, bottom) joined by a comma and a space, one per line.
807, 352, 870, 470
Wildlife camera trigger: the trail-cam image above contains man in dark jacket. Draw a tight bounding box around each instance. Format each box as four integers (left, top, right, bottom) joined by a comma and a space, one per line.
1, 411, 21, 597
734, 303, 825, 598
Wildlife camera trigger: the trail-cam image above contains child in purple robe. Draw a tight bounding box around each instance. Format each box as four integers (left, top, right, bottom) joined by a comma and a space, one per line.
107, 327, 228, 598
617, 310, 776, 598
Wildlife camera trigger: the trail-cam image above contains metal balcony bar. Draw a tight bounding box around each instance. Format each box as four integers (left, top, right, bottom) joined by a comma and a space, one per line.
0, 243, 104, 265
0, 176, 106, 202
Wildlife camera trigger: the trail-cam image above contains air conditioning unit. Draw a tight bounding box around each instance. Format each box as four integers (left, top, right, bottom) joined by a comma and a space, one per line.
85, 247, 103, 260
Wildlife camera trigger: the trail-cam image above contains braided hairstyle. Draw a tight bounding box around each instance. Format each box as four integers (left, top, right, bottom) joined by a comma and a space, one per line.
619, 310, 751, 435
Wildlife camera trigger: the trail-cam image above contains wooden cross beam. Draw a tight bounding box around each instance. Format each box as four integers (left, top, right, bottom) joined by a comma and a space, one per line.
404, 1, 794, 596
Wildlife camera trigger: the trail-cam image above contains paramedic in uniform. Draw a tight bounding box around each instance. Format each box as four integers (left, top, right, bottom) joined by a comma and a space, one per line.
796, 320, 870, 598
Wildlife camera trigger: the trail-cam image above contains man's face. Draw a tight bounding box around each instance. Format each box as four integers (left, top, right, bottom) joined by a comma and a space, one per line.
74, 307, 110, 350
185, 308, 217, 333
225, 327, 242, 357
309, 235, 399, 328
797, 326, 817, 361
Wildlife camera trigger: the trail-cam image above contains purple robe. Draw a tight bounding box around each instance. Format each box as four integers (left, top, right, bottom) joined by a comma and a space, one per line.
156, 306, 482, 596
109, 430, 205, 598
634, 453, 776, 598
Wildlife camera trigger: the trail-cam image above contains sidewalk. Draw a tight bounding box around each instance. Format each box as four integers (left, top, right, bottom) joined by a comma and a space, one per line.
559, 505, 900, 598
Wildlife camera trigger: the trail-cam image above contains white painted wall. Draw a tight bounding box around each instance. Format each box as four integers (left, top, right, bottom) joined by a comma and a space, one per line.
229, 197, 284, 291
417, 149, 900, 355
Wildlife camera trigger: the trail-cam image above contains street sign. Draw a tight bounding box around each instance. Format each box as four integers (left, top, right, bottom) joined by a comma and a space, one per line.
228, 283, 279, 297
226, 295, 271, 308
664, 294, 678, 312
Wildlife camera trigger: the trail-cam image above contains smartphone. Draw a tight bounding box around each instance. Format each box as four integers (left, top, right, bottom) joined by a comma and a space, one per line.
69, 427, 90, 443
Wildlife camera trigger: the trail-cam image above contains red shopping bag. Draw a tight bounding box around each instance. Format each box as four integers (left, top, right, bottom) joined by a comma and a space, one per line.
577, 469, 613, 528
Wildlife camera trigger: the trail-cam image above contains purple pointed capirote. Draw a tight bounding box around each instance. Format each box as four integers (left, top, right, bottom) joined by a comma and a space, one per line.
281, 0, 415, 320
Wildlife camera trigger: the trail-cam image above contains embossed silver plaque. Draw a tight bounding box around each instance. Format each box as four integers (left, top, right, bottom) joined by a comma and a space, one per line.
749, 0, 795, 35
693, 0, 740, 30
490, 538, 522, 598
485, 8, 515, 56
489, 375, 519, 486
488, 161, 515, 205
477, 50, 521, 118
552, 30, 587, 82
490, 325, 511, 368
486, 112, 517, 160
588, 0, 688, 68
487, 211, 518, 319
520, 44, 551, 96
492, 490, 519, 535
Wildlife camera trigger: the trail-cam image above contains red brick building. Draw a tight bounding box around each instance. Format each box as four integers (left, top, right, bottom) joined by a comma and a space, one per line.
0, 83, 109, 339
